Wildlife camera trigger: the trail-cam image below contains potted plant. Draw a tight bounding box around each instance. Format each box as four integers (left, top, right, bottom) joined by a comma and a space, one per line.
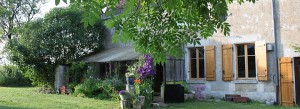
126, 64, 137, 85
131, 95, 142, 109
138, 96, 145, 106
125, 72, 135, 85
119, 90, 130, 100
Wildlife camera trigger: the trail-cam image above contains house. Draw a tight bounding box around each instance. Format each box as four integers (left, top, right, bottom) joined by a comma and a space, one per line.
54, 27, 143, 89
55, 0, 300, 105
184, 0, 300, 106
80, 27, 168, 93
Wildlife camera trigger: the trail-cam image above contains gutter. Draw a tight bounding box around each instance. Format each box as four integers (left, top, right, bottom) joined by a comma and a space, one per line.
271, 0, 279, 104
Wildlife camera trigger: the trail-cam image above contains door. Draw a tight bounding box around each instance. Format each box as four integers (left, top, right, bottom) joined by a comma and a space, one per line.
279, 57, 294, 106
153, 63, 163, 93
294, 57, 300, 106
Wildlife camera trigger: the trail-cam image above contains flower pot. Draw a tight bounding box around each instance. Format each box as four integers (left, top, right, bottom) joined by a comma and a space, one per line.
126, 77, 135, 85
133, 102, 142, 109
138, 96, 145, 106
184, 94, 194, 100
120, 100, 131, 109
126, 85, 135, 93
119, 94, 130, 100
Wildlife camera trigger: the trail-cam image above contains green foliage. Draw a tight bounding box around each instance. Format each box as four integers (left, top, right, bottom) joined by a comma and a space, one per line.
135, 78, 153, 108
56, 0, 257, 63
67, 62, 87, 89
37, 84, 55, 94
74, 78, 102, 97
291, 44, 300, 52
0, 0, 45, 39
124, 55, 154, 107
0, 65, 31, 86
69, 62, 124, 101
6, 7, 107, 86
74, 77, 125, 100
166, 81, 190, 93
100, 78, 125, 100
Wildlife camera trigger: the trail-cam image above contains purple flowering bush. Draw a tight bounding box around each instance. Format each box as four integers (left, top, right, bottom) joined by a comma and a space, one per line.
194, 85, 206, 100
123, 54, 156, 107
119, 90, 126, 95
137, 54, 156, 79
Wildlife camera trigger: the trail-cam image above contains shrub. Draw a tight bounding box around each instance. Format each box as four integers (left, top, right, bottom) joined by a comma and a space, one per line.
37, 84, 55, 94
73, 77, 125, 100
194, 85, 206, 100
135, 78, 153, 108
6, 7, 107, 87
99, 78, 125, 100
67, 62, 88, 92
74, 78, 102, 97
0, 65, 31, 86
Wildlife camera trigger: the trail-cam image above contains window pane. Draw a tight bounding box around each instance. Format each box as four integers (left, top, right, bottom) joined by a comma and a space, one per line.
199, 59, 205, 78
248, 56, 256, 77
198, 47, 204, 58
237, 45, 244, 56
190, 48, 196, 58
191, 59, 197, 78
247, 45, 255, 55
238, 57, 245, 78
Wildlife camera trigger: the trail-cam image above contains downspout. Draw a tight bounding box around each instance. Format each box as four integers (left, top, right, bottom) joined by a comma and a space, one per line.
271, 0, 279, 104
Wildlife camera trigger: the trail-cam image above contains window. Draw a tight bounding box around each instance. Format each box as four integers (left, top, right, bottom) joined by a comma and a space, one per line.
236, 44, 256, 79
189, 47, 205, 79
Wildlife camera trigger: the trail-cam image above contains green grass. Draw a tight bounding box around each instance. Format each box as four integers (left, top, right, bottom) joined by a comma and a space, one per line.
0, 87, 119, 109
0, 87, 297, 109
159, 100, 298, 109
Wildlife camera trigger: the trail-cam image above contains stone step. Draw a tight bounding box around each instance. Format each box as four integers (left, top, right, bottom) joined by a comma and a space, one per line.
233, 97, 249, 103
152, 102, 169, 107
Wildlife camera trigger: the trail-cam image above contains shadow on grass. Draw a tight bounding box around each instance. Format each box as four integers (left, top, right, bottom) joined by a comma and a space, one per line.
0, 105, 28, 109
0, 84, 33, 88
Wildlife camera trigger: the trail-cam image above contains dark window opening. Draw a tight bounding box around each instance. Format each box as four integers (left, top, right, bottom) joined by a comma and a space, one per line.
189, 47, 205, 79
237, 44, 256, 79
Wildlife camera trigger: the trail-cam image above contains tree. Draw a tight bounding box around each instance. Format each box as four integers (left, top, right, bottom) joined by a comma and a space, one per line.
55, 0, 256, 63
0, 0, 45, 39
6, 8, 107, 86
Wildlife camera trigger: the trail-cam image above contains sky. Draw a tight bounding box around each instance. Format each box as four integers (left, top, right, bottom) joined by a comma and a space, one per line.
38, 0, 68, 17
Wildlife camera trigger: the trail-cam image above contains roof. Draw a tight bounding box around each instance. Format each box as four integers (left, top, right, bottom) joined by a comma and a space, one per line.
82, 46, 140, 62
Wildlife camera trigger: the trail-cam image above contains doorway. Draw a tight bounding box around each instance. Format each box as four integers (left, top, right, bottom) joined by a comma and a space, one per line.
279, 57, 294, 106
153, 63, 164, 93
294, 57, 300, 106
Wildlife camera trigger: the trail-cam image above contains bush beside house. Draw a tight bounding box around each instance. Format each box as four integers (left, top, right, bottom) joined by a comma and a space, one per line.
0, 65, 31, 86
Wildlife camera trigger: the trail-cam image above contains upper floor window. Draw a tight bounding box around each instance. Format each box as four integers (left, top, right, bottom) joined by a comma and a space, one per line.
236, 44, 256, 79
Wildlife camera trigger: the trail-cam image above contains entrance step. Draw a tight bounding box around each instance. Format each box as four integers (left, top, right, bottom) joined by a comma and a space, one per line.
152, 102, 169, 107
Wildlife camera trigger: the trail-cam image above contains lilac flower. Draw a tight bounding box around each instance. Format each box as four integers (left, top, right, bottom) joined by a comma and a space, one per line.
194, 85, 206, 100
119, 90, 126, 95
137, 54, 156, 79
194, 85, 206, 91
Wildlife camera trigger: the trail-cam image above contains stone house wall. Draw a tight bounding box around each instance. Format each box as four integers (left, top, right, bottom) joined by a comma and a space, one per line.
185, 0, 300, 102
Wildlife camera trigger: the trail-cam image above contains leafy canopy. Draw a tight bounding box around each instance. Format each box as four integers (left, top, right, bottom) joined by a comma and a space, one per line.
56, 0, 256, 63
0, 0, 45, 39
6, 7, 107, 86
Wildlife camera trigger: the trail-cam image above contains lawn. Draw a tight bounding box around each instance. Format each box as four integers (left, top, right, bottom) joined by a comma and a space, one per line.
0, 87, 119, 109
0, 87, 297, 109
160, 100, 297, 109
